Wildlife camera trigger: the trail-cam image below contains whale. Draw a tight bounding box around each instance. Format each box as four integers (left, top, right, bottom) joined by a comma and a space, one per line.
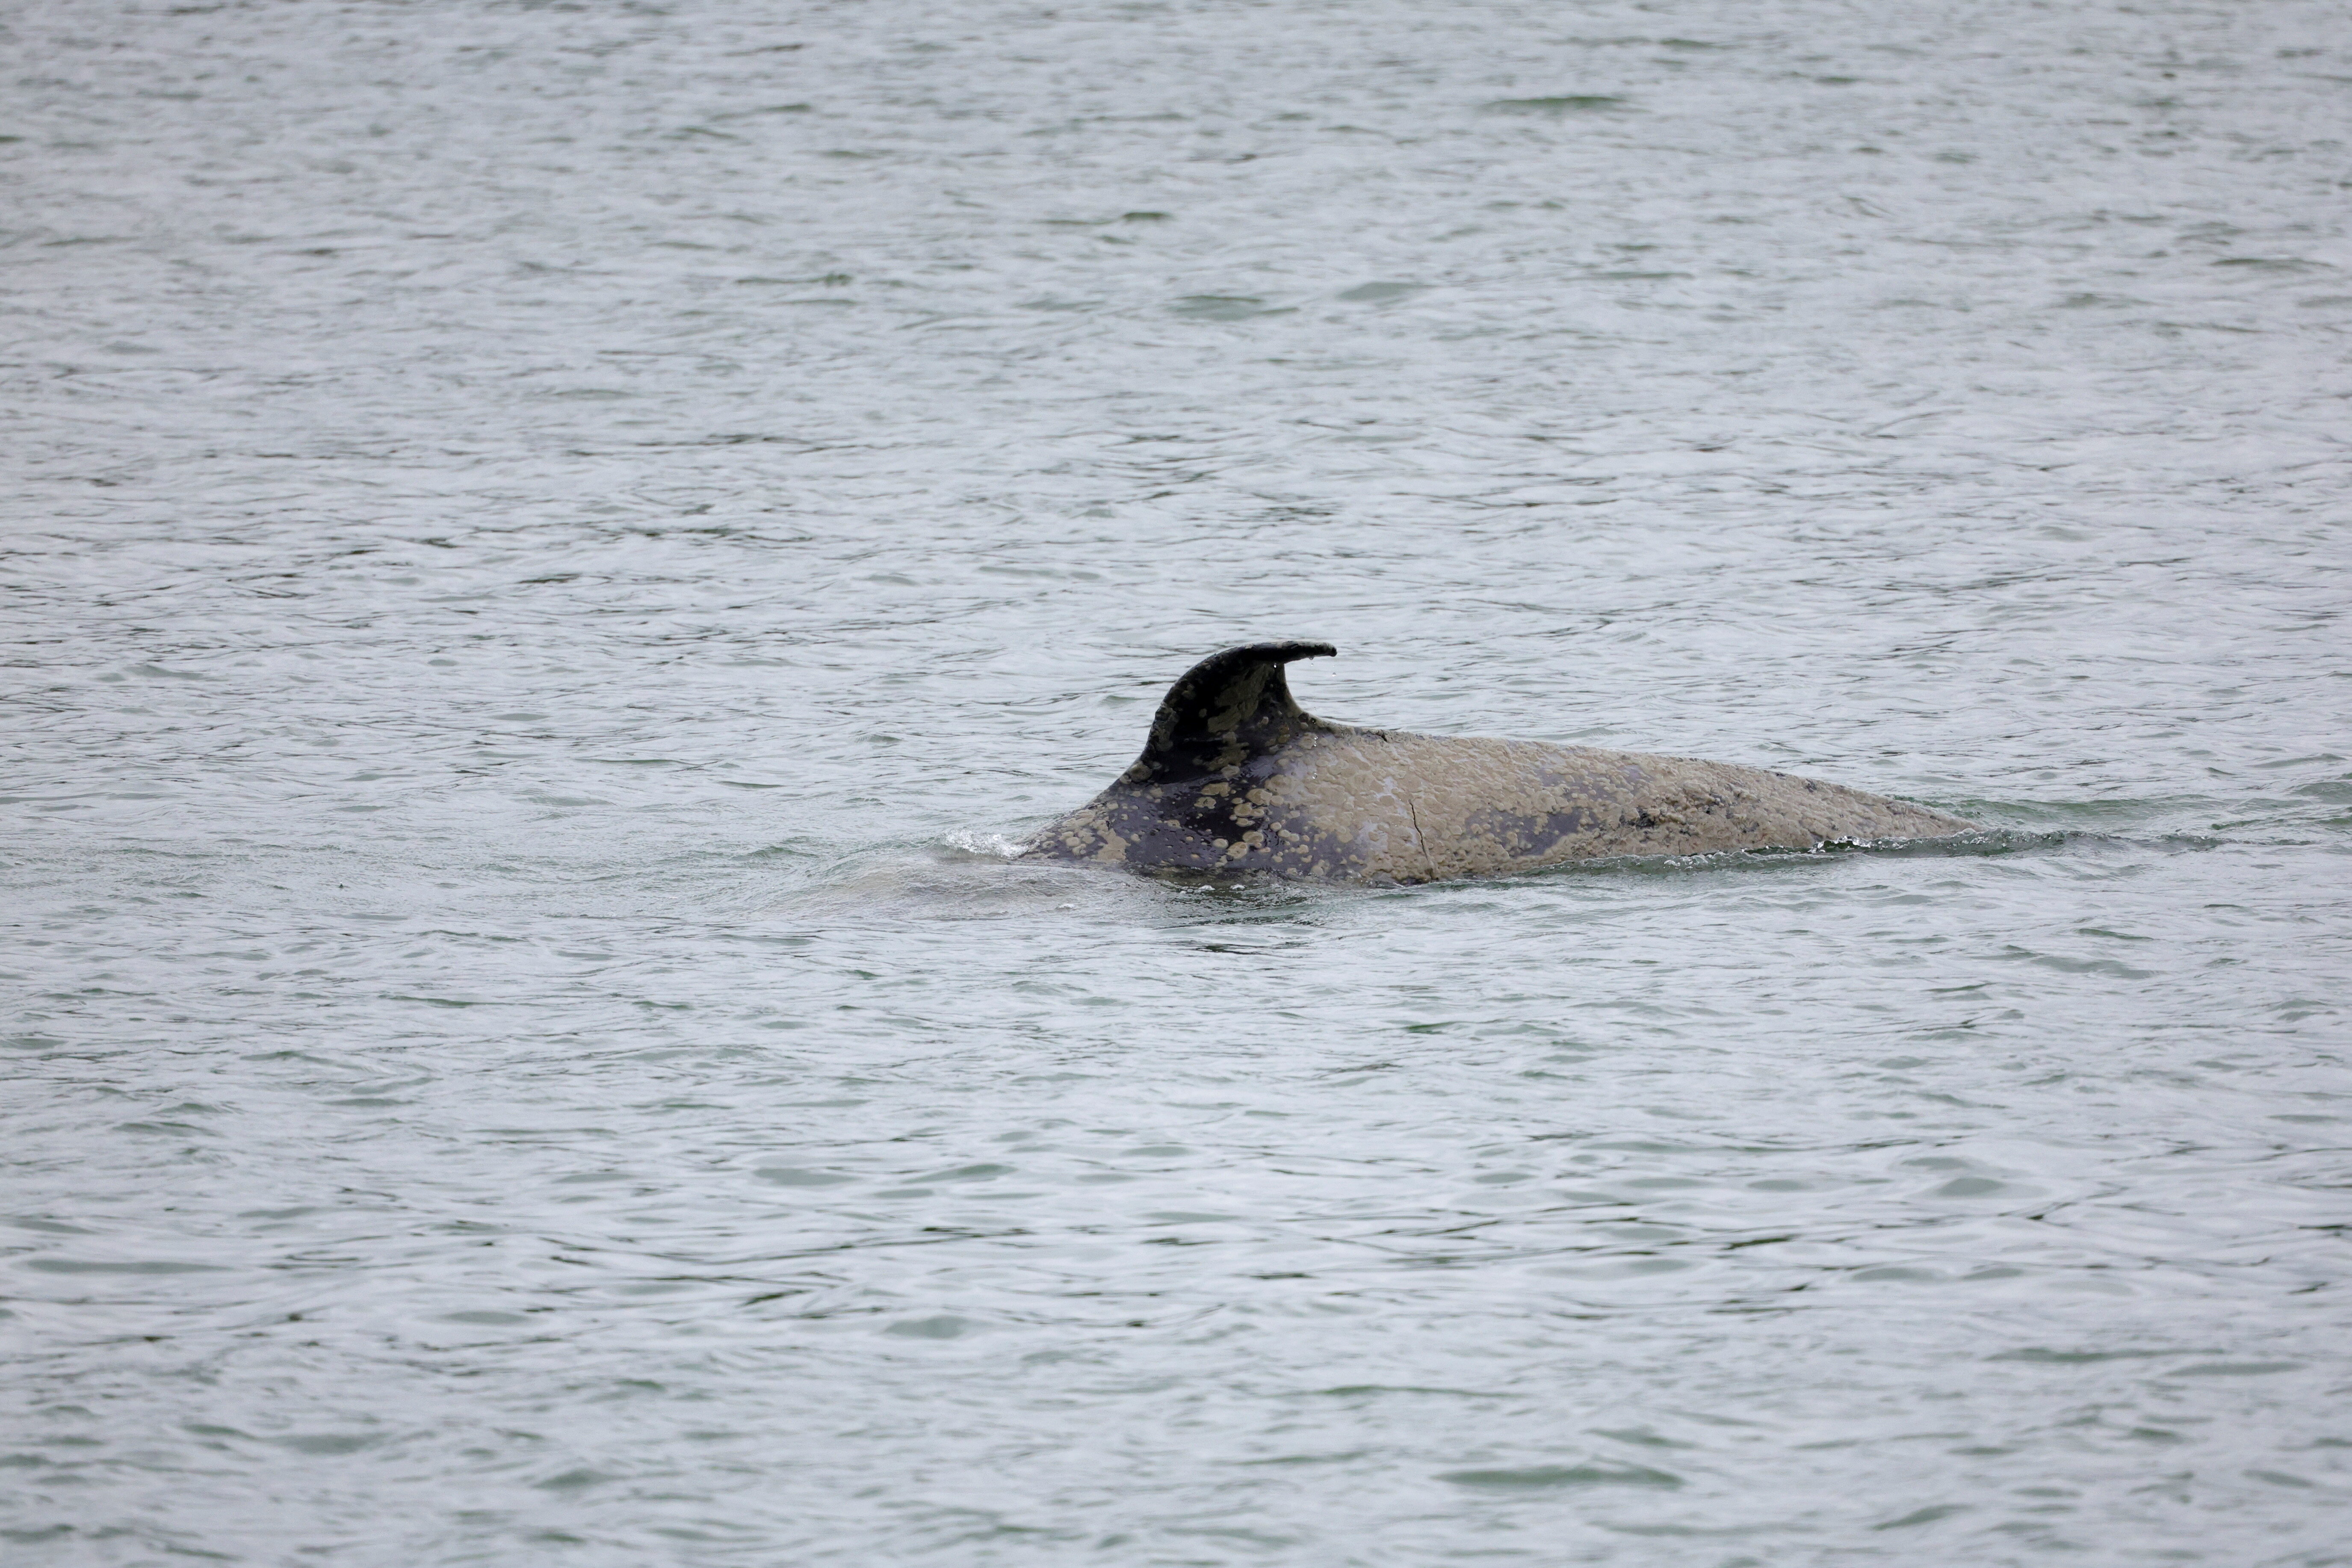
1020, 641, 1973, 883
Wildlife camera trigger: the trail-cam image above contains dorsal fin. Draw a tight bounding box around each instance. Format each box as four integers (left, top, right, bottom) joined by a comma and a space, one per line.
1121, 641, 1338, 785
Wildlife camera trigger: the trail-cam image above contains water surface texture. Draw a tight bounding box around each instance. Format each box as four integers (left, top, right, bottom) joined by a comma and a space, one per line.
6, 0, 2351, 1563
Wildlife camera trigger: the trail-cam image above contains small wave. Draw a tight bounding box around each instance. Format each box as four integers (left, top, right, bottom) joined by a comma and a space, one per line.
940, 830, 1027, 861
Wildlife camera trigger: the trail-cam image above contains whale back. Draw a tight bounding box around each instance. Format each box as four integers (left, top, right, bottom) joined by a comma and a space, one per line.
1023, 642, 1973, 881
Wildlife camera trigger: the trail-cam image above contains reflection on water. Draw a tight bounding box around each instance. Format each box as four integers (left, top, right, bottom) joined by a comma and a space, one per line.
6, 0, 2349, 1562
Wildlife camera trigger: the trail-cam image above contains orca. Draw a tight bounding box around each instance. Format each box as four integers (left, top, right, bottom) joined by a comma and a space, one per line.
1020, 642, 1971, 883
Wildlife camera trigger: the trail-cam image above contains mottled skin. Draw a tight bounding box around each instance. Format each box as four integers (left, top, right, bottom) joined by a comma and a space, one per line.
1022, 642, 1973, 884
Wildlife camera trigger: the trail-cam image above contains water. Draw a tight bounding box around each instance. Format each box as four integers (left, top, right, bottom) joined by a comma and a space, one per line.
6, 0, 2350, 1562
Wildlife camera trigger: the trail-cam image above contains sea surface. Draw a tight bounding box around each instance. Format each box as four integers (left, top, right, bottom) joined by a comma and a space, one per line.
6, 1, 2350, 1563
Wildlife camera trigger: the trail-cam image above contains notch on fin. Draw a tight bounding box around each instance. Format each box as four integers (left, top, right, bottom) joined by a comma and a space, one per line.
1123, 641, 1337, 785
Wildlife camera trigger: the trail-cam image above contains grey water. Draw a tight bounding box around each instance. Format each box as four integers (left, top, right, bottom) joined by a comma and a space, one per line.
5, 0, 2350, 1562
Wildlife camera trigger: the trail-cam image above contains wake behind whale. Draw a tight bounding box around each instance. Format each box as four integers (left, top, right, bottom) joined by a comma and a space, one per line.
1021, 642, 1974, 884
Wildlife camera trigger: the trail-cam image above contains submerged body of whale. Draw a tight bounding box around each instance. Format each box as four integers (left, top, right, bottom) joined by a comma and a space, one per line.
1021, 641, 1972, 883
